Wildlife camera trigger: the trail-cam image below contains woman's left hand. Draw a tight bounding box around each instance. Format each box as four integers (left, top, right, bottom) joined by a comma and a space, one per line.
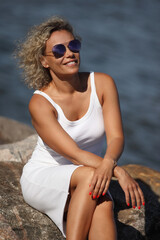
89, 159, 114, 199
114, 166, 145, 208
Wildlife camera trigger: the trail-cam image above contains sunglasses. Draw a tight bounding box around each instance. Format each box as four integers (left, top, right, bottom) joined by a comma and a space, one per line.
49, 39, 81, 59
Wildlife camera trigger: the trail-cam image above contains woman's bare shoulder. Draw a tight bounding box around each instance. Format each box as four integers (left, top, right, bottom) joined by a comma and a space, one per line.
94, 72, 115, 85
80, 71, 113, 82
94, 72, 117, 103
29, 93, 56, 118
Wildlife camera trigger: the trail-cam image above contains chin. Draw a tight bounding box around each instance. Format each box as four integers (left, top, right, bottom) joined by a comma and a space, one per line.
64, 66, 80, 75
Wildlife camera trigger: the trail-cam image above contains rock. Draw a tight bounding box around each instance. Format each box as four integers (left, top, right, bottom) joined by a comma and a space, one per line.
0, 134, 37, 164
0, 116, 35, 144
0, 213, 19, 240
0, 161, 65, 240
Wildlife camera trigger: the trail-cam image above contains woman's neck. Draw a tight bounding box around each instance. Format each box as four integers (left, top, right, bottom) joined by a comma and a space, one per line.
43, 72, 88, 96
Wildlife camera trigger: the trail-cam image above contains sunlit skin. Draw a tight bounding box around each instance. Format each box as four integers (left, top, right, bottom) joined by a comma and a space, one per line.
29, 30, 145, 240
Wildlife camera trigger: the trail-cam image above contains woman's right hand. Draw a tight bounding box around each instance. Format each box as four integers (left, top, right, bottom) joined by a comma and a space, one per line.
89, 158, 114, 199
114, 166, 145, 209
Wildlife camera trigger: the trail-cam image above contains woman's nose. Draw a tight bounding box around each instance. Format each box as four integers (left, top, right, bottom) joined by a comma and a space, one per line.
65, 47, 75, 57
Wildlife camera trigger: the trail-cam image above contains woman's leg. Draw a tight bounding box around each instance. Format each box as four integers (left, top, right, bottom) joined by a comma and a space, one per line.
66, 166, 97, 240
66, 166, 117, 240
88, 195, 117, 240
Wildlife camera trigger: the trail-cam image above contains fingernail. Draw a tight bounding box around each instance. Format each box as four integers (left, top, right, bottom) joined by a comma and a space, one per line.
133, 206, 135, 209
143, 202, 145, 206
93, 195, 96, 199
138, 206, 141, 209
97, 195, 99, 198
102, 193, 105, 196
89, 192, 92, 195
89, 184, 91, 187
127, 203, 130, 206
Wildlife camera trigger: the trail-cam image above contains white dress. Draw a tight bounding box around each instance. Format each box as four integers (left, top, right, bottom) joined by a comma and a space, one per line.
20, 72, 108, 237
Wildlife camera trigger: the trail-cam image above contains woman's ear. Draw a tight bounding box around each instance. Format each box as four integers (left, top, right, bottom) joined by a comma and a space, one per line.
40, 56, 49, 68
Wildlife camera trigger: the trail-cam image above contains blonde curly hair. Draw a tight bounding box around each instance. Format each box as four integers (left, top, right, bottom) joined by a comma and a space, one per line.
15, 16, 79, 89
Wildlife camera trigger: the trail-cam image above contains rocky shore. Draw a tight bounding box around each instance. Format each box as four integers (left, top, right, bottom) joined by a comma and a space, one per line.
0, 116, 160, 240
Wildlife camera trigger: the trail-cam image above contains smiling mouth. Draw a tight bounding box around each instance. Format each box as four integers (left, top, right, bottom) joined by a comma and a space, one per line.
65, 60, 78, 65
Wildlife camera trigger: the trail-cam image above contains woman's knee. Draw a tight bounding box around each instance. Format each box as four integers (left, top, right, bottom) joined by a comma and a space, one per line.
70, 166, 95, 189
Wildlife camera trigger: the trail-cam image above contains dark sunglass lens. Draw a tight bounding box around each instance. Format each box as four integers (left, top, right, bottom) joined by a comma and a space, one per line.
68, 39, 81, 53
52, 44, 66, 58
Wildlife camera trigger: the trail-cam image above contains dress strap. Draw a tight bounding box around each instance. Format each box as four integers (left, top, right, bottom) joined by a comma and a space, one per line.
34, 90, 59, 110
90, 72, 102, 108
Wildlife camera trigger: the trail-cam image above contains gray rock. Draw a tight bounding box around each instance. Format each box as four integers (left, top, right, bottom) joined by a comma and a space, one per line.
0, 134, 37, 164
0, 162, 65, 240
0, 116, 35, 144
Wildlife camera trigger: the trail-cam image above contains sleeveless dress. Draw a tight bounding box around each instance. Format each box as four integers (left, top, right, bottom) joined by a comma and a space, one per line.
20, 72, 109, 237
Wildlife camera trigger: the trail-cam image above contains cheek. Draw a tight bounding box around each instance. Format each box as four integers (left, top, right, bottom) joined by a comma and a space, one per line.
47, 59, 59, 68
48, 60, 63, 74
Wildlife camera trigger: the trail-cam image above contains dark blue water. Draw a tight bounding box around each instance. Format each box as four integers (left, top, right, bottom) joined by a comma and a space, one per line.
0, 0, 160, 171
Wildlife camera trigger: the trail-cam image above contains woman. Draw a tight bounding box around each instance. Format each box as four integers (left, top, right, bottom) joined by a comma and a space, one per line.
16, 16, 145, 240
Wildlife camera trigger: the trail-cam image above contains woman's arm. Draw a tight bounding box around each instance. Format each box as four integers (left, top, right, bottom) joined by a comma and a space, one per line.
102, 73, 124, 165
89, 73, 144, 207
89, 73, 124, 197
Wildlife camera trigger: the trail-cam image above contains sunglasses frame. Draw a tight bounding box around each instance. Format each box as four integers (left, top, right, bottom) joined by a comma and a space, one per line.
45, 39, 81, 59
